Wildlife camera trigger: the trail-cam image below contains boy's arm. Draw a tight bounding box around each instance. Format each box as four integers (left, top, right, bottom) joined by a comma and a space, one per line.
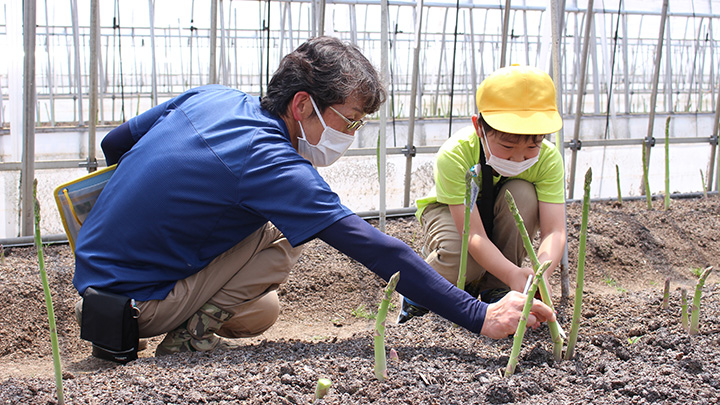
448, 203, 534, 293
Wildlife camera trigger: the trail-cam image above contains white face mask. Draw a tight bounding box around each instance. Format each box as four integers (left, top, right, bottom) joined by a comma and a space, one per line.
296, 97, 355, 167
479, 126, 539, 177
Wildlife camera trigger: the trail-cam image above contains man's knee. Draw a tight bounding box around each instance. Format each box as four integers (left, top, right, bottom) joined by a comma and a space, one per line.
216, 291, 280, 338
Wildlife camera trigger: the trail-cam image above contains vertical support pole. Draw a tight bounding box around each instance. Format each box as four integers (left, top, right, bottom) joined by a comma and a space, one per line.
642, 0, 669, 195
379, 0, 389, 232
567, 0, 593, 199
622, 7, 630, 113
403, 0, 424, 208
550, 0, 570, 299
21, 0, 37, 236
70, 0, 83, 125
500, 0, 511, 68
87, 0, 99, 173
44, 0, 55, 126
148, 0, 158, 106
711, 89, 720, 191
209, 0, 218, 84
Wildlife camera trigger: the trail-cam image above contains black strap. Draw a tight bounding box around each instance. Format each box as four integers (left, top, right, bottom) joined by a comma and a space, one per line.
476, 143, 495, 239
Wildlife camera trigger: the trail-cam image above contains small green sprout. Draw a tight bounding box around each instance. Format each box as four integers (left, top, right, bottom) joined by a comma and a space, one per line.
680, 288, 689, 331
615, 164, 622, 204
628, 336, 641, 345
690, 267, 704, 278
314, 378, 332, 402
351, 304, 375, 320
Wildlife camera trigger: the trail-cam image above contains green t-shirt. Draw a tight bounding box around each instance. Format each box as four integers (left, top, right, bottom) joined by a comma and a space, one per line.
416, 125, 565, 222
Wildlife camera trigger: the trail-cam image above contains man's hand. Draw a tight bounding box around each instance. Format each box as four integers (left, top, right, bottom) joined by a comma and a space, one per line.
480, 291, 556, 339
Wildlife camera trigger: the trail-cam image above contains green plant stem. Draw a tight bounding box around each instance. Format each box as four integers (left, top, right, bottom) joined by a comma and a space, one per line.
457, 170, 474, 291
34, 180, 64, 405
662, 277, 670, 310
505, 260, 551, 377
680, 288, 689, 332
700, 169, 707, 198
642, 138, 652, 210
565, 168, 592, 360
690, 266, 713, 335
615, 165, 622, 204
664, 116, 670, 210
504, 190, 563, 361
314, 378, 332, 401
374, 271, 400, 380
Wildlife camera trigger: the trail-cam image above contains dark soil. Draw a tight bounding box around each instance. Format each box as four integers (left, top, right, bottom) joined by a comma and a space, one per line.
1, 196, 719, 404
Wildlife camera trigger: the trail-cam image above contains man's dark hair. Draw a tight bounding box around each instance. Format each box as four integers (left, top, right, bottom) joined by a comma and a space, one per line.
261, 36, 386, 116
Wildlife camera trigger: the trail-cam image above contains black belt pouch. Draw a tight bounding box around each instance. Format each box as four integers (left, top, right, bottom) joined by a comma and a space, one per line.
81, 287, 139, 363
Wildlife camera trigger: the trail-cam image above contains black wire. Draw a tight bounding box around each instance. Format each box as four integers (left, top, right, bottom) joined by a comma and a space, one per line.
448, 0, 461, 138
114, 0, 125, 122
390, 22, 398, 146
603, 0, 623, 140
265, 0, 271, 92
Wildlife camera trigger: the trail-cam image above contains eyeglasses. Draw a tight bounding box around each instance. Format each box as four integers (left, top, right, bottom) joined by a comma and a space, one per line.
328, 106, 367, 131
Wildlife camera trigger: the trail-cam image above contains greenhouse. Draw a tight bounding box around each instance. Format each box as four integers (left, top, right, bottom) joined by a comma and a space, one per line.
1, 1, 719, 404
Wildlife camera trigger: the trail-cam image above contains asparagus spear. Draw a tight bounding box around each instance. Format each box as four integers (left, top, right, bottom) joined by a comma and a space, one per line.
680, 288, 689, 332
314, 378, 332, 402
505, 260, 552, 377
505, 190, 564, 361
34, 179, 64, 405
690, 266, 713, 335
375, 271, 400, 380
457, 166, 480, 291
565, 168, 591, 360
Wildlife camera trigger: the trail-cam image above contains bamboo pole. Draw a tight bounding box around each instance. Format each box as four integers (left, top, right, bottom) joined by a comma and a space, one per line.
642, 0, 669, 196
403, 0, 424, 208
568, 0, 594, 199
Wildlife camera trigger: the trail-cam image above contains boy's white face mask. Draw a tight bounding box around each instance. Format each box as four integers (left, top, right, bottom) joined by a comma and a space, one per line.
297, 96, 355, 167
479, 125, 539, 177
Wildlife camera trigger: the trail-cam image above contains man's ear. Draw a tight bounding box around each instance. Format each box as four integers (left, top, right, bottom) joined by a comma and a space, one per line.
290, 92, 312, 121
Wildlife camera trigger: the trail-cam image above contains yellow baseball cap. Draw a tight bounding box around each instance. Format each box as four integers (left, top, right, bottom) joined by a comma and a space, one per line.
475, 65, 563, 135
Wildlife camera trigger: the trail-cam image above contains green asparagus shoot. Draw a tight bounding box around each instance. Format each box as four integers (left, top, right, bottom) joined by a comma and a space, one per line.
662, 278, 670, 310
374, 271, 400, 380
457, 170, 473, 291
565, 168, 591, 360
690, 266, 713, 335
505, 190, 563, 361
680, 288, 689, 332
615, 165, 622, 204
664, 116, 670, 210
314, 378, 332, 402
0, 244, 4, 265
642, 138, 652, 210
700, 169, 707, 198
505, 260, 551, 377
34, 179, 64, 405
457, 167, 480, 291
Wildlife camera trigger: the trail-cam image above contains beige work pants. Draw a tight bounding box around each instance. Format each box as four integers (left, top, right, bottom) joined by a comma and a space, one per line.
135, 222, 303, 338
420, 179, 539, 292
